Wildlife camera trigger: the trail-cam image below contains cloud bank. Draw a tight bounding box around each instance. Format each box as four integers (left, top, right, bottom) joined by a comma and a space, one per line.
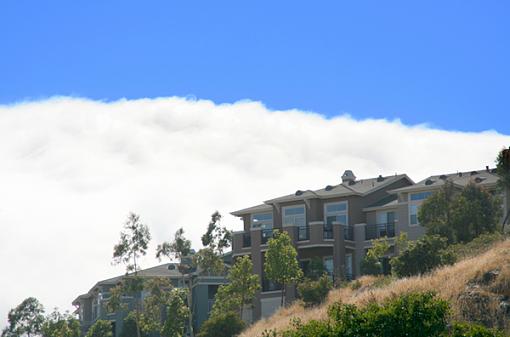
0, 96, 508, 324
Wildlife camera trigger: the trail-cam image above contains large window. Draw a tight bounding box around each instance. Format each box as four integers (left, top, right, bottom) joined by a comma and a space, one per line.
410, 191, 433, 201
282, 205, 306, 226
408, 192, 432, 226
324, 202, 348, 239
324, 257, 334, 277
251, 212, 273, 229
410, 204, 419, 225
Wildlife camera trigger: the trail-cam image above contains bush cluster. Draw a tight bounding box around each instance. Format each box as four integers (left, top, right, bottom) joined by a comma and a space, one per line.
297, 274, 332, 307
261, 292, 504, 337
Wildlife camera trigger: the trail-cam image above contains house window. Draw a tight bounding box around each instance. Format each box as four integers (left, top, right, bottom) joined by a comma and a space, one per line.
410, 205, 418, 225
410, 191, 433, 201
409, 192, 432, 226
251, 212, 273, 229
324, 202, 348, 239
282, 205, 306, 227
323, 256, 334, 276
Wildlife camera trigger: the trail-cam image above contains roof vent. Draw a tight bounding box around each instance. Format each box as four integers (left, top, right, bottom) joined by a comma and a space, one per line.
295, 190, 303, 196
458, 172, 463, 177
376, 175, 385, 182
325, 185, 334, 191
425, 179, 435, 185
168, 264, 176, 270
474, 177, 486, 183
486, 166, 490, 172
439, 174, 447, 180
349, 180, 356, 186
341, 170, 356, 184
470, 171, 478, 176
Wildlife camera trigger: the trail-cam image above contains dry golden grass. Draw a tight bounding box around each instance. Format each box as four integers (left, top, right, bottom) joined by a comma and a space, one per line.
241, 239, 510, 337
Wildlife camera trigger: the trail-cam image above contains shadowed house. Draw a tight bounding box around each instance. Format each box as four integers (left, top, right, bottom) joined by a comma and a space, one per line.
231, 167, 510, 321
72, 261, 228, 337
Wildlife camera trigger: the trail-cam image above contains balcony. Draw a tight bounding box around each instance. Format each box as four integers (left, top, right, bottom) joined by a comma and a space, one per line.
365, 222, 396, 240
242, 232, 251, 248
261, 229, 273, 245
297, 225, 310, 241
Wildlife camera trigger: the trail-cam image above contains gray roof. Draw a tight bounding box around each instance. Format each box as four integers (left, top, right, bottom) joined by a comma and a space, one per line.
73, 263, 184, 304
389, 168, 499, 194
231, 174, 412, 215
231, 203, 273, 216
364, 194, 399, 211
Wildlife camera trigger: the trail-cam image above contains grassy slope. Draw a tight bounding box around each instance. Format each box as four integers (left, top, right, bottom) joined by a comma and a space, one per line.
241, 239, 510, 337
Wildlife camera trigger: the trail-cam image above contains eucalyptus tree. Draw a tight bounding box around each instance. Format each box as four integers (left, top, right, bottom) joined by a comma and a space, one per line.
109, 213, 151, 337
1, 297, 45, 337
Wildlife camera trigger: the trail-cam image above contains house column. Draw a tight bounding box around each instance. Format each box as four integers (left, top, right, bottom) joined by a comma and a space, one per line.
353, 223, 367, 278
332, 222, 345, 281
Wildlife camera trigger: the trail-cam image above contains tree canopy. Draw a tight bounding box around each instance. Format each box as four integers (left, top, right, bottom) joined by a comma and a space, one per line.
264, 230, 303, 306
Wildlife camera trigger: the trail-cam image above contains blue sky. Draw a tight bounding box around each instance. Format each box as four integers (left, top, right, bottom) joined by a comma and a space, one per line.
1, 0, 509, 133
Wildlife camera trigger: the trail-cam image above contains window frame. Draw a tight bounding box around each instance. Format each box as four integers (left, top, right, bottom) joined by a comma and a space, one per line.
251, 212, 274, 230
282, 204, 306, 227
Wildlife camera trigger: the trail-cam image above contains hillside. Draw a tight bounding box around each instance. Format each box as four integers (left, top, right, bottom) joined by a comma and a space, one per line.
241, 239, 510, 337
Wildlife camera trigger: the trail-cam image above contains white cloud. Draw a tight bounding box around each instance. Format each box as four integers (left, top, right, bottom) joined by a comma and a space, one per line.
0, 96, 508, 325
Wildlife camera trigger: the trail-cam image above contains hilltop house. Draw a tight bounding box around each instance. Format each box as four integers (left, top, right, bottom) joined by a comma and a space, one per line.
231, 168, 509, 321
72, 261, 228, 337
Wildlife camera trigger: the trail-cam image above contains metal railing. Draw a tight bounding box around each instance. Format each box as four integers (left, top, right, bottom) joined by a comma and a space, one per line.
365, 222, 395, 240
261, 229, 273, 245
323, 224, 334, 240
297, 225, 310, 241
344, 225, 354, 241
242, 232, 251, 247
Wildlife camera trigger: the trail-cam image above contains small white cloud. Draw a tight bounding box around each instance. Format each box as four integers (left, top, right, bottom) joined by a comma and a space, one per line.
0, 96, 508, 324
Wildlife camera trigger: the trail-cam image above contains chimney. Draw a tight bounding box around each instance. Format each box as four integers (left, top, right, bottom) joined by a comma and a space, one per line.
486, 166, 489, 172
341, 170, 356, 184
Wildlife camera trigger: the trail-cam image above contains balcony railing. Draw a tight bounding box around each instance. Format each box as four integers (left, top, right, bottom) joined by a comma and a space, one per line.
261, 229, 273, 245
344, 225, 354, 241
262, 278, 282, 292
365, 222, 396, 240
242, 232, 251, 248
323, 224, 334, 240
297, 225, 310, 241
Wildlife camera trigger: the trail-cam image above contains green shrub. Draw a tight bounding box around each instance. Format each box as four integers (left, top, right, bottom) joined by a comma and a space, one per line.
391, 235, 456, 277
197, 311, 245, 337
297, 274, 332, 307
85, 320, 113, 337
269, 292, 451, 337
448, 232, 507, 260
360, 238, 390, 276
448, 322, 504, 337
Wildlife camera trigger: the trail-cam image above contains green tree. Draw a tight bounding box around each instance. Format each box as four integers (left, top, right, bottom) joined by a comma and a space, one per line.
1, 297, 45, 337
209, 255, 259, 319
156, 227, 193, 336
418, 180, 456, 242
140, 277, 189, 337
196, 312, 245, 337
450, 183, 502, 243
419, 182, 502, 243
110, 213, 151, 337
194, 211, 232, 275
264, 230, 303, 307
360, 237, 390, 276
304, 257, 327, 281
391, 235, 456, 277
85, 320, 113, 337
496, 147, 510, 230
201, 211, 232, 254
41, 309, 80, 337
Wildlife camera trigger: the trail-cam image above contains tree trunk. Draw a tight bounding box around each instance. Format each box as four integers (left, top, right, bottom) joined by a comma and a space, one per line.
280, 283, 285, 307
135, 299, 142, 337
503, 210, 510, 233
